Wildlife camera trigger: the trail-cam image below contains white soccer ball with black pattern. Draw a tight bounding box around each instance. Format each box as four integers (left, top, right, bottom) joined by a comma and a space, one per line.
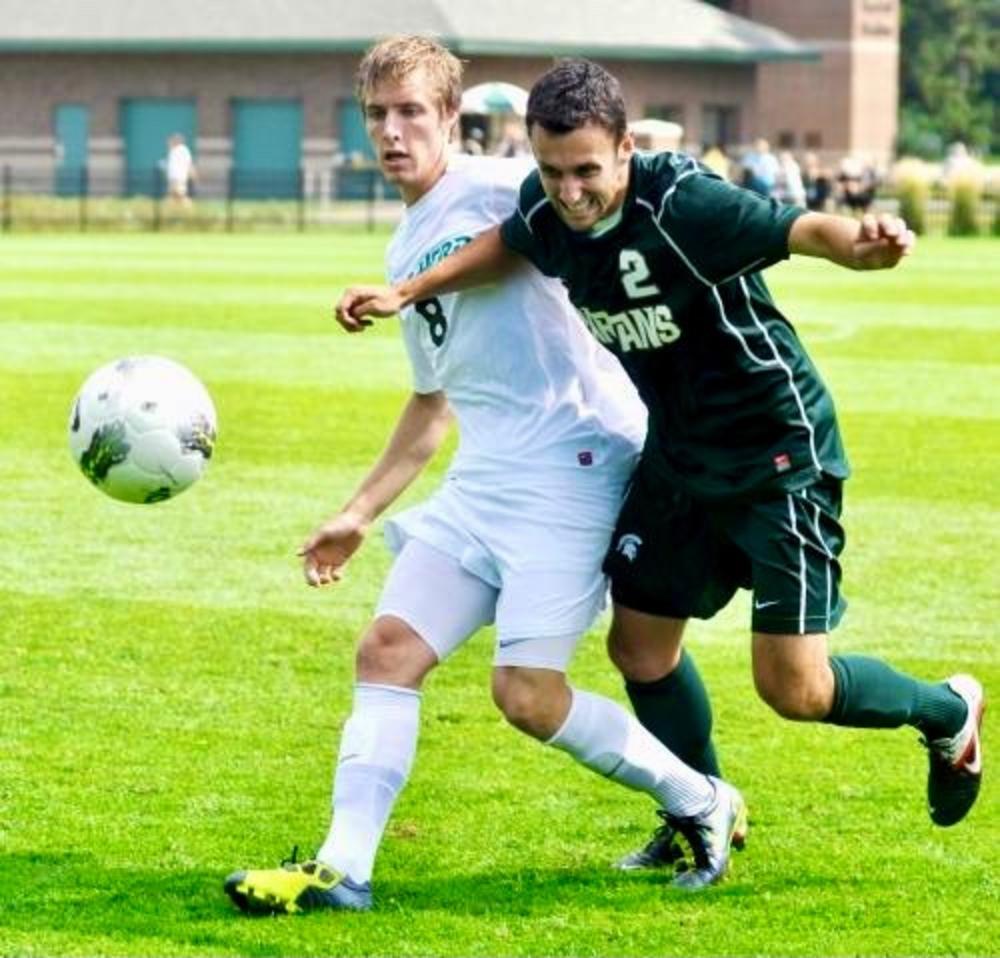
68, 356, 217, 504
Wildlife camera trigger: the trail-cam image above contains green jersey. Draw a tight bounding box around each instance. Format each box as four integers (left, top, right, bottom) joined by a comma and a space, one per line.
500, 151, 849, 500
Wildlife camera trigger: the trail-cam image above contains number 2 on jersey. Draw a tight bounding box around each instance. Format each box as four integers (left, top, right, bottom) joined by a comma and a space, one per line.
619, 249, 661, 299
415, 297, 448, 347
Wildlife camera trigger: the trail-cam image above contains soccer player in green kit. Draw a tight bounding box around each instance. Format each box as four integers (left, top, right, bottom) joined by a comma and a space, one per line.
337, 59, 985, 865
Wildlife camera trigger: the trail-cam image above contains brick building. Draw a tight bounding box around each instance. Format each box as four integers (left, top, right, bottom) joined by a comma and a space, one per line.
724, 0, 900, 160
0, 0, 899, 197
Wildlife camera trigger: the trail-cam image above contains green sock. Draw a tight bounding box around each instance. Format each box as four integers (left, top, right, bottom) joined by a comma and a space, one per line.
625, 650, 722, 777
826, 654, 967, 738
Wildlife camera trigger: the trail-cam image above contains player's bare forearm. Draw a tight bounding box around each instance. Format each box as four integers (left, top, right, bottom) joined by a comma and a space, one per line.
298, 392, 451, 587
396, 226, 519, 304
336, 227, 521, 330
789, 211, 915, 271
342, 391, 452, 524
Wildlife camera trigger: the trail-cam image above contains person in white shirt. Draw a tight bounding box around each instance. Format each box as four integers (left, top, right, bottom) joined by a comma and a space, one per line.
777, 150, 807, 207
223, 36, 746, 916
165, 133, 195, 206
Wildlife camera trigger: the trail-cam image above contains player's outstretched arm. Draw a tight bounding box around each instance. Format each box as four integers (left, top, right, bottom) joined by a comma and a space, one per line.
789, 211, 915, 271
298, 391, 452, 586
335, 226, 521, 331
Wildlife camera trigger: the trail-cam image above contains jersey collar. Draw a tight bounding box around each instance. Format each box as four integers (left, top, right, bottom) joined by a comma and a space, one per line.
587, 205, 624, 238
579, 154, 638, 240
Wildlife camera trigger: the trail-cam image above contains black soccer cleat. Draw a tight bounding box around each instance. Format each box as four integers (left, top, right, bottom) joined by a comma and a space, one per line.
616, 798, 747, 871
925, 674, 984, 827
614, 809, 685, 871
668, 779, 747, 891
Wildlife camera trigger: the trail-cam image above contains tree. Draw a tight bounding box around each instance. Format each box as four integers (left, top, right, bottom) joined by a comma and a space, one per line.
899, 0, 999, 156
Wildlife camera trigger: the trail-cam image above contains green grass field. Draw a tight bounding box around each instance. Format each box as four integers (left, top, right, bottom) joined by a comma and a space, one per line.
1, 233, 997, 957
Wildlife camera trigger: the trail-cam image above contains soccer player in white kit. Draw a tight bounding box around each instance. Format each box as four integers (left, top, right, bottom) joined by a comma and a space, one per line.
224, 36, 745, 915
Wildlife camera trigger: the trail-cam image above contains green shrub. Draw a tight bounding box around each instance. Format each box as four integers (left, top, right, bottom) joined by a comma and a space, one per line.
890, 158, 931, 235
948, 178, 981, 236
897, 177, 929, 235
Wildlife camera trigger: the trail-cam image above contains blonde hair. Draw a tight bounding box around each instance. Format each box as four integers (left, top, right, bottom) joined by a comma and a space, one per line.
356, 35, 463, 113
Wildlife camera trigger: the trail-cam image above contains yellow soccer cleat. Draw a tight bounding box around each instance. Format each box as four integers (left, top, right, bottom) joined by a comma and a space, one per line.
224, 849, 372, 914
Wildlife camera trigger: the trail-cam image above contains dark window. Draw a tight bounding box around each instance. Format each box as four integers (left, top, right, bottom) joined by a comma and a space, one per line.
702, 105, 741, 149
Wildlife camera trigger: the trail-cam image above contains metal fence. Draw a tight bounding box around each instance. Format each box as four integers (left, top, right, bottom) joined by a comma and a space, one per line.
1, 163, 997, 235
879, 186, 999, 237
0, 164, 405, 232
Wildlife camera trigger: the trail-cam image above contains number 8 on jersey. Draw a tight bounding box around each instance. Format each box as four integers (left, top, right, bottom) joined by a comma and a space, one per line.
416, 297, 448, 347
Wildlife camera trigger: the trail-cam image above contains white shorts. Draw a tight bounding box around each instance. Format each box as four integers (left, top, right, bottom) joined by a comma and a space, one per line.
376, 537, 579, 670
377, 464, 633, 669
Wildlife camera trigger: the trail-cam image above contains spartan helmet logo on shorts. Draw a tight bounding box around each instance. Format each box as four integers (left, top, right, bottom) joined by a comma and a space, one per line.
616, 533, 643, 562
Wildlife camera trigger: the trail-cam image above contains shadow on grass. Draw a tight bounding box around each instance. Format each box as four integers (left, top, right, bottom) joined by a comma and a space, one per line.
0, 851, 268, 954
0, 849, 849, 955
379, 858, 852, 917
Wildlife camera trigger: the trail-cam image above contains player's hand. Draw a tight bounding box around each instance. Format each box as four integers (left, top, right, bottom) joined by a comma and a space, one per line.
851, 213, 915, 270
334, 285, 405, 332
298, 511, 370, 587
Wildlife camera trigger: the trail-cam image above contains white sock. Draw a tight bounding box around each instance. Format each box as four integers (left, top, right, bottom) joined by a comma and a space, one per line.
316, 683, 421, 884
546, 687, 714, 818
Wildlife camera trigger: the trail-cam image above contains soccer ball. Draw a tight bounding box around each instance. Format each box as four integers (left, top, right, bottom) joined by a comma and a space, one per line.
68, 356, 217, 504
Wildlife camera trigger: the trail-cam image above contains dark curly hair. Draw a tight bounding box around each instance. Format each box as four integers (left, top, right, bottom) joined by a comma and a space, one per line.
526, 59, 628, 141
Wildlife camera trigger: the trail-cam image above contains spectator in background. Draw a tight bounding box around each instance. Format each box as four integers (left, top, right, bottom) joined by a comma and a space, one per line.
837, 155, 877, 216
462, 126, 486, 155
493, 120, 530, 158
740, 137, 780, 198
700, 143, 731, 181
802, 152, 833, 211
165, 133, 196, 207
776, 150, 806, 207
942, 142, 977, 183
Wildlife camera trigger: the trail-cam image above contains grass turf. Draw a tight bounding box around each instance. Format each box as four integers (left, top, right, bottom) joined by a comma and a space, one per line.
0, 233, 997, 956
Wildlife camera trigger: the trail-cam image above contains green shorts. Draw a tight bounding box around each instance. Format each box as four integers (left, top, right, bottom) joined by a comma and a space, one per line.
603, 466, 846, 635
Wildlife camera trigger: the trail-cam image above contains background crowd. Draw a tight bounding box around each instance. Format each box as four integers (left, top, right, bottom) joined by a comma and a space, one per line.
458, 124, 883, 216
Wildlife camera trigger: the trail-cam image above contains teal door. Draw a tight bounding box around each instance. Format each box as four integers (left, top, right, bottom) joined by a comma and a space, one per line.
338, 99, 373, 161
54, 104, 89, 196
336, 99, 374, 199
120, 98, 196, 195
231, 99, 302, 199
335, 99, 399, 200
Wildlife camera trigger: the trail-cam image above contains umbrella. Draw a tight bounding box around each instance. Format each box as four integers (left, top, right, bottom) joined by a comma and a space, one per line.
629, 118, 684, 140
461, 82, 530, 116
629, 118, 684, 151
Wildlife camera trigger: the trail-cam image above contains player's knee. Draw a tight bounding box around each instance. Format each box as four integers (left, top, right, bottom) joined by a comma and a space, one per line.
356, 616, 435, 688
491, 673, 537, 734
606, 622, 656, 678
606, 627, 635, 673
606, 615, 682, 682
491, 671, 561, 740
753, 642, 835, 720
753, 668, 830, 720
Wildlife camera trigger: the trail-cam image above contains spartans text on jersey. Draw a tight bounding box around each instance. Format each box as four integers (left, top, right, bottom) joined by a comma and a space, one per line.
579, 304, 681, 353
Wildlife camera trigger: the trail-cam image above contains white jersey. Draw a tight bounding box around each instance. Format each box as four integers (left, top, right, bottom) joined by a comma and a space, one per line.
166, 143, 193, 182
386, 153, 646, 480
